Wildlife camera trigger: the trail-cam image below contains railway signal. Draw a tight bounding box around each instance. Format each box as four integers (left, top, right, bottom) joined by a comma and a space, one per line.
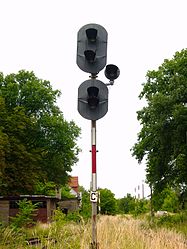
76, 23, 120, 249
78, 79, 108, 120
77, 23, 108, 75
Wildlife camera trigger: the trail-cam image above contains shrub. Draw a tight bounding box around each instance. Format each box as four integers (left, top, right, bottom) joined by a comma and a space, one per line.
53, 208, 82, 224
10, 199, 38, 229
156, 212, 187, 226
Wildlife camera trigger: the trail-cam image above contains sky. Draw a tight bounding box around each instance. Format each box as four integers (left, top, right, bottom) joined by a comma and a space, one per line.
1, 0, 187, 198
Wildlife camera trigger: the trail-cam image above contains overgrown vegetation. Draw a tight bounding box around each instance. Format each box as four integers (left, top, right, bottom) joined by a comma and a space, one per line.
10, 199, 39, 229
0, 177, 186, 248
148, 211, 187, 236
0, 213, 187, 248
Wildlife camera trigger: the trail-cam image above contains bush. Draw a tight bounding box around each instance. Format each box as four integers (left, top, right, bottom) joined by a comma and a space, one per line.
156, 212, 187, 226
147, 211, 187, 231
53, 208, 82, 224
65, 211, 82, 223
52, 208, 66, 224
10, 199, 38, 229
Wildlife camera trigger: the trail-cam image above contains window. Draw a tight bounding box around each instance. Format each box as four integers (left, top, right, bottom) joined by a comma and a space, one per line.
32, 201, 47, 208
9, 200, 19, 209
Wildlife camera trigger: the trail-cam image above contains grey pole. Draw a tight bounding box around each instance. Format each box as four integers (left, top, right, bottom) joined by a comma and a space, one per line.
142, 180, 145, 199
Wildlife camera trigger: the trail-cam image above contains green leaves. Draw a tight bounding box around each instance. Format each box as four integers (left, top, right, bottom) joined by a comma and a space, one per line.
10, 199, 39, 228
99, 188, 117, 215
0, 70, 81, 195
132, 49, 187, 192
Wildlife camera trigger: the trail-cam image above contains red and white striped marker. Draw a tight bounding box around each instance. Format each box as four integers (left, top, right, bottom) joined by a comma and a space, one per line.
91, 120, 98, 248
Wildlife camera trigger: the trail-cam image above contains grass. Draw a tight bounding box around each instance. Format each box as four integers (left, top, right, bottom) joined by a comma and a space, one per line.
0, 215, 187, 248
175, 221, 187, 236
96, 215, 187, 249
146, 212, 187, 236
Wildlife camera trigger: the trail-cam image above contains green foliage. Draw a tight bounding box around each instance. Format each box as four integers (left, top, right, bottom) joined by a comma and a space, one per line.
79, 187, 91, 220
1, 214, 187, 248
100, 188, 117, 215
65, 211, 82, 223
52, 208, 67, 226
34, 181, 75, 198
156, 213, 184, 226
53, 208, 81, 225
133, 199, 149, 216
0, 70, 81, 195
118, 193, 136, 214
148, 211, 187, 235
34, 181, 56, 196
61, 185, 75, 199
161, 188, 180, 212
152, 186, 180, 212
117, 193, 149, 216
1, 209, 83, 248
10, 199, 38, 228
173, 212, 187, 235
132, 49, 187, 195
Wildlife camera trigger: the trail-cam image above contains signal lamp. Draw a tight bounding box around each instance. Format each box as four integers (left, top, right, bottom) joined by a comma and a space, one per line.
77, 23, 107, 74
105, 64, 120, 81
84, 50, 96, 63
87, 86, 99, 109
86, 28, 97, 42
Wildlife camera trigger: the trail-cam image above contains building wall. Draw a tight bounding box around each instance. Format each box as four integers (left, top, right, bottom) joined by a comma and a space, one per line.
59, 199, 79, 213
0, 196, 58, 224
0, 200, 9, 224
47, 199, 56, 222
35, 208, 47, 223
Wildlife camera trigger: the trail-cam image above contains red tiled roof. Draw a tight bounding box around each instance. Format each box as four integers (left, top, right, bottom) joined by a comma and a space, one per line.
69, 177, 79, 193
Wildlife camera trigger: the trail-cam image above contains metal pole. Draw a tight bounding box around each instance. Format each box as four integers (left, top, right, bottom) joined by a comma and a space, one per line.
91, 120, 98, 249
142, 181, 144, 199
150, 184, 154, 220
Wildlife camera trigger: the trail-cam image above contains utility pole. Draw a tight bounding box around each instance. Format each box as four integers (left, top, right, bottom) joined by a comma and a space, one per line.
76, 23, 120, 249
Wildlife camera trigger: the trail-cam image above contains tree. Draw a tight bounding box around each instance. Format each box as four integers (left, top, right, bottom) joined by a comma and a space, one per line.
152, 186, 180, 212
117, 194, 149, 215
99, 188, 117, 215
0, 97, 42, 194
132, 49, 187, 195
0, 70, 81, 195
117, 193, 136, 214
